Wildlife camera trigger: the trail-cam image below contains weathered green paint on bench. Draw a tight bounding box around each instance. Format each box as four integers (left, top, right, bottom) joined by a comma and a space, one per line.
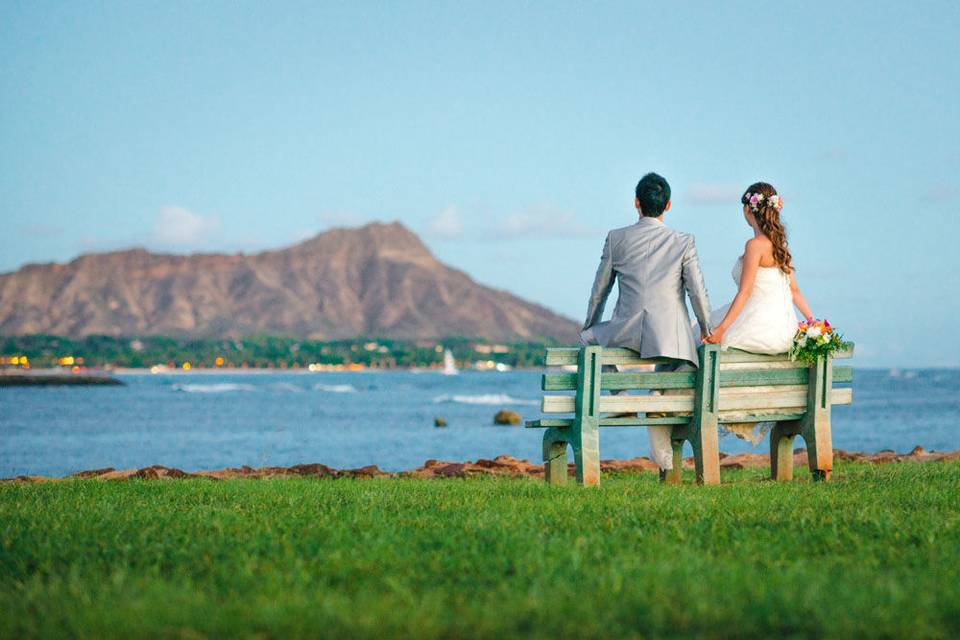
542, 346, 605, 486
541, 366, 852, 391
533, 344, 853, 487
687, 345, 722, 484
543, 370, 694, 391
573, 346, 602, 485
769, 355, 836, 481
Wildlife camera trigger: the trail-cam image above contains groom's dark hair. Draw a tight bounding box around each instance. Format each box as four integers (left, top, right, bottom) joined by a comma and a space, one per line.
635, 172, 671, 217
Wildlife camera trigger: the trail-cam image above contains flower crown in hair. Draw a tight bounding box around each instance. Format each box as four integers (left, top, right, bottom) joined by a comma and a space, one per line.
744, 192, 783, 212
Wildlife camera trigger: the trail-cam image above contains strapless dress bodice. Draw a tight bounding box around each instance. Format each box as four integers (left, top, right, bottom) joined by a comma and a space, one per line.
713, 256, 797, 355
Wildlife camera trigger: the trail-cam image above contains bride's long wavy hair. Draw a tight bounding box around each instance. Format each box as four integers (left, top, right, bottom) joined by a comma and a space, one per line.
742, 181, 793, 274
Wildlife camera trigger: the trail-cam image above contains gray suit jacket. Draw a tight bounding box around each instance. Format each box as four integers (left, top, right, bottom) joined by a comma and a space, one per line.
583, 217, 712, 367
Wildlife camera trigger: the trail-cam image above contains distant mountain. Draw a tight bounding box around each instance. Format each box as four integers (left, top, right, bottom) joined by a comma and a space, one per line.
0, 222, 579, 341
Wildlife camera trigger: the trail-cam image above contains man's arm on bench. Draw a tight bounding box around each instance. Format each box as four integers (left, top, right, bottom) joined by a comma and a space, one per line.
583, 232, 616, 331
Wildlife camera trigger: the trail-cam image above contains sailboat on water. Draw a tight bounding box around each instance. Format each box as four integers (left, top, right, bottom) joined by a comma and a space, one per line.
442, 349, 458, 375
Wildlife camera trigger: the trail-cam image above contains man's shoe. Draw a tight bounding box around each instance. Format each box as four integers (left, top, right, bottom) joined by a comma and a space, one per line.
659, 468, 681, 485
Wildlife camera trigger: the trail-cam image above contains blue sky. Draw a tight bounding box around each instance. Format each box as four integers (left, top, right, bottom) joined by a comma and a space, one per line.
2, 2, 958, 366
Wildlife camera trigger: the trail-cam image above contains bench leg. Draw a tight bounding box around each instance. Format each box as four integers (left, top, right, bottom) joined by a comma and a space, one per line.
690, 424, 720, 485
573, 428, 600, 487
802, 419, 833, 482
660, 439, 684, 485
542, 428, 569, 486
571, 346, 602, 487
770, 421, 799, 481
688, 345, 721, 486
801, 355, 834, 482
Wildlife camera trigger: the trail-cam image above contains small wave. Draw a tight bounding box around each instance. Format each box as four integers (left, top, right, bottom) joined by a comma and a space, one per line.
171, 382, 256, 393
432, 393, 538, 406
270, 382, 304, 393
313, 383, 358, 393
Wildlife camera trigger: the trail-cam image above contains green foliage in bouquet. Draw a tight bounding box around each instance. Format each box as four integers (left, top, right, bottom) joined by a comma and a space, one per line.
789, 319, 848, 365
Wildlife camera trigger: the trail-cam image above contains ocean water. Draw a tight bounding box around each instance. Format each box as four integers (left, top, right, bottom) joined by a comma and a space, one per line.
1, 368, 958, 478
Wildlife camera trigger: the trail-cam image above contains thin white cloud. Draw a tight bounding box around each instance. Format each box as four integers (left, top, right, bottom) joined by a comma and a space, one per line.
151, 206, 221, 247
492, 204, 593, 239
685, 184, 743, 206
424, 205, 465, 239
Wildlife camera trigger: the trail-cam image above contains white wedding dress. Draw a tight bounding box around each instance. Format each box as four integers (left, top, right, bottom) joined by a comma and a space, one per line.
712, 256, 798, 355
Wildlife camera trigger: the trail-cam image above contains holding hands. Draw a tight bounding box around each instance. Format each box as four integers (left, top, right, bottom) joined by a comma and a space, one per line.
704, 326, 725, 345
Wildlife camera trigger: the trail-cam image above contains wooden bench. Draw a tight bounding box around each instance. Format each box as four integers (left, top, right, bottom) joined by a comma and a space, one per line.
526, 343, 854, 485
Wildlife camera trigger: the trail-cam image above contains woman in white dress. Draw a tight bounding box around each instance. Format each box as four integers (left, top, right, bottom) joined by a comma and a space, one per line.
701, 181, 816, 444
705, 182, 814, 351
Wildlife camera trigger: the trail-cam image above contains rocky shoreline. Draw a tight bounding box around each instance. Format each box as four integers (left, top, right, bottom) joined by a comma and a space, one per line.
5, 446, 959, 483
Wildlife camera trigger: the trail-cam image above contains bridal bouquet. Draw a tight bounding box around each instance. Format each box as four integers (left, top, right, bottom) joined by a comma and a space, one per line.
789, 319, 847, 365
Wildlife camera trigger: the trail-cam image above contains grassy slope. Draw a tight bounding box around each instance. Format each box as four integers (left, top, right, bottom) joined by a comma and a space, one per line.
2, 463, 959, 639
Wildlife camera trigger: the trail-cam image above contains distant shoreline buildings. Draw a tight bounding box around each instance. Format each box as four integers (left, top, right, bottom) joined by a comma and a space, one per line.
0, 335, 558, 372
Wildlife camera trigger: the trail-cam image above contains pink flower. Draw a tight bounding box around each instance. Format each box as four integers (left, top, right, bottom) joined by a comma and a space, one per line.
749, 194, 760, 205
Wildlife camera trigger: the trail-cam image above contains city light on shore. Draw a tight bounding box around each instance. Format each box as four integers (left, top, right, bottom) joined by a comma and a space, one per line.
1, 355, 30, 369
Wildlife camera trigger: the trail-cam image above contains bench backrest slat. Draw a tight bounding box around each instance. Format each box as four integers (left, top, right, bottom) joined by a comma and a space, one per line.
541, 386, 852, 415
542, 365, 852, 391
543, 370, 694, 391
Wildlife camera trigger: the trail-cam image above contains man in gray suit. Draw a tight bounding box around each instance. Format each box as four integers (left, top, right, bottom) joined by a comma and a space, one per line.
580, 172, 712, 471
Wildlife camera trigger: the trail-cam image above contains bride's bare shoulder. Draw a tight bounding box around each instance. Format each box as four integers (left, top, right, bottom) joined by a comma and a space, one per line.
745, 235, 778, 267
746, 235, 773, 249
744, 236, 773, 254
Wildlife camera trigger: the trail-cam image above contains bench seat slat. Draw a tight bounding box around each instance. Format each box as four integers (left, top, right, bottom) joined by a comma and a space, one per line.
723, 366, 852, 386
542, 371, 695, 391
717, 412, 805, 423
544, 344, 854, 367
541, 366, 853, 391
541, 387, 852, 413
525, 411, 807, 429
525, 416, 692, 428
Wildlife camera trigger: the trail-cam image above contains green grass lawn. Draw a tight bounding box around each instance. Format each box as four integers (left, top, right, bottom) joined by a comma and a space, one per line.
2, 462, 959, 639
